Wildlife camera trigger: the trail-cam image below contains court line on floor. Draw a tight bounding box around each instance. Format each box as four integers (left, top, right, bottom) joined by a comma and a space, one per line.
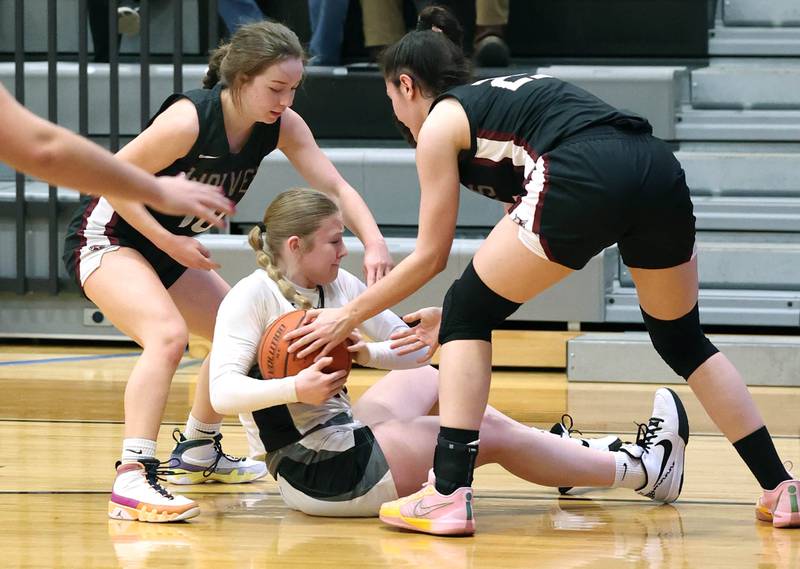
0, 353, 202, 368
0, 418, 238, 426
0, 352, 140, 367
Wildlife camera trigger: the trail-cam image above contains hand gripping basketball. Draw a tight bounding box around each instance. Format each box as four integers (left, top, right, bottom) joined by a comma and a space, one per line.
258, 310, 353, 380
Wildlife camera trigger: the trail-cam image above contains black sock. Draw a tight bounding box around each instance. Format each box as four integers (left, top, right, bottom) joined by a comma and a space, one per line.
433, 427, 479, 495
439, 427, 480, 445
733, 426, 792, 490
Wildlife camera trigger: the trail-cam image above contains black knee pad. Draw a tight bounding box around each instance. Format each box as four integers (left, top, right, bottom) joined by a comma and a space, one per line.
439, 261, 522, 345
640, 303, 719, 380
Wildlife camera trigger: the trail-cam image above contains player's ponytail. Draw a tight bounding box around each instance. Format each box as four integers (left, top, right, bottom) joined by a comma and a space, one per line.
416, 5, 463, 48
250, 188, 340, 309
203, 43, 230, 89
381, 6, 471, 100
248, 224, 312, 309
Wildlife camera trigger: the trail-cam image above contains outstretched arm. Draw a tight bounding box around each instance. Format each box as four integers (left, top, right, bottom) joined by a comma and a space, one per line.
337, 271, 430, 369
278, 108, 393, 285
286, 99, 471, 357
0, 86, 233, 224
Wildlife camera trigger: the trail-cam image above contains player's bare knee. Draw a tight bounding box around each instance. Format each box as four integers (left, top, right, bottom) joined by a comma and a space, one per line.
438, 261, 522, 345
640, 302, 718, 380
145, 322, 189, 367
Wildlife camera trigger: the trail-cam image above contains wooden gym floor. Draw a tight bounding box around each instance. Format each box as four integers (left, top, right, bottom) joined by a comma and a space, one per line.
1, 341, 799, 568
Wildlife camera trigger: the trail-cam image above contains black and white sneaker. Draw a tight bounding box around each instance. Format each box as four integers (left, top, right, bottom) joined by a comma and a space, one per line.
551, 414, 624, 496
620, 388, 689, 504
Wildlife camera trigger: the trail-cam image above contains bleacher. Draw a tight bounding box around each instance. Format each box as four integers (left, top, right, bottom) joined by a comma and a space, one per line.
2, 0, 799, 385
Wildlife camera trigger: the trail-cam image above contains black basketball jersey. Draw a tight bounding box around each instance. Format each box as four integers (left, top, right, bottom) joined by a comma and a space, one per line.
433, 73, 652, 203
65, 83, 280, 245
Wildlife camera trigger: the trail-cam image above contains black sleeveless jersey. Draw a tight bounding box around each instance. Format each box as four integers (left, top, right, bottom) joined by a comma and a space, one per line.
65, 83, 280, 243
432, 73, 652, 203
147, 83, 280, 234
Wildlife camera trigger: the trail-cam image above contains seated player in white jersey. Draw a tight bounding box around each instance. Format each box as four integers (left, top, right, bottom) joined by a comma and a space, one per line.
208, 188, 689, 519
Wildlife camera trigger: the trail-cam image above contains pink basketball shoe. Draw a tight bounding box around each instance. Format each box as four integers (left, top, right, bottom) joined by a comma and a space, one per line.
379, 470, 475, 536
756, 479, 800, 528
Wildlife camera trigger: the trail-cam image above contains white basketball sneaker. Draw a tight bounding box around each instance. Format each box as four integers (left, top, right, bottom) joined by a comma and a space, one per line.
166, 429, 267, 485
108, 459, 200, 522
620, 388, 689, 503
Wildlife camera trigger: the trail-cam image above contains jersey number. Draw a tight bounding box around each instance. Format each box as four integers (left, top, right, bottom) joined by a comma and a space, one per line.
178, 212, 224, 233
473, 74, 552, 92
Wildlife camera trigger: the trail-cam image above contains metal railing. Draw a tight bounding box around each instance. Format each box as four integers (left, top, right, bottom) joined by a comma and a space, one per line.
9, 0, 220, 295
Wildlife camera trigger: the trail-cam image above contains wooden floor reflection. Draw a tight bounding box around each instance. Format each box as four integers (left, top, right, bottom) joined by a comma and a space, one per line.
1, 343, 799, 568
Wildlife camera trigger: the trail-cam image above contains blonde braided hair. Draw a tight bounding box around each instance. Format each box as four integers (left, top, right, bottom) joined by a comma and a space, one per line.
248, 188, 340, 308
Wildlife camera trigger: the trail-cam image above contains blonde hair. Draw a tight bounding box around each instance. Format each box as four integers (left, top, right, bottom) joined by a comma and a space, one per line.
203, 21, 304, 107
248, 188, 340, 309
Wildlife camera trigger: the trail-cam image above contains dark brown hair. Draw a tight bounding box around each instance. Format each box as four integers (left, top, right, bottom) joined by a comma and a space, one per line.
380, 5, 471, 99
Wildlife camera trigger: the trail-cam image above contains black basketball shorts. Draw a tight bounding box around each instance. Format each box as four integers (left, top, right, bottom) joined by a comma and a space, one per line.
509, 126, 696, 270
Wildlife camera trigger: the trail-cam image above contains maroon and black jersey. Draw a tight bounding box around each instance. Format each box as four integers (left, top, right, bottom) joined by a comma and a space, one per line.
433, 74, 651, 203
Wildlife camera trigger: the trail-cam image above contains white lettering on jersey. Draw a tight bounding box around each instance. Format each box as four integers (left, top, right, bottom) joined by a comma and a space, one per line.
177, 167, 258, 232
473, 74, 552, 92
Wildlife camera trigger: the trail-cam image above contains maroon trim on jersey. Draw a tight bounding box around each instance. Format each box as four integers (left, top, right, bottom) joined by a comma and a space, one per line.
532, 155, 553, 260
74, 196, 100, 285
475, 128, 540, 163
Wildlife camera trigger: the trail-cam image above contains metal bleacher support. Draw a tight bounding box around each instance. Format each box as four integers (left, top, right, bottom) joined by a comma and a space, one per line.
0, 0, 202, 55
0, 62, 208, 135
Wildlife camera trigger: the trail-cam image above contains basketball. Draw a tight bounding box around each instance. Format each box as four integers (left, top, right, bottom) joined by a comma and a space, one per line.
257, 309, 353, 380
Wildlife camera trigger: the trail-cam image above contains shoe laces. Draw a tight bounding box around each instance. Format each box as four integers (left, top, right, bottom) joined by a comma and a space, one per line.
171, 427, 186, 444
560, 414, 584, 437
140, 458, 179, 500
634, 417, 664, 452
202, 434, 245, 478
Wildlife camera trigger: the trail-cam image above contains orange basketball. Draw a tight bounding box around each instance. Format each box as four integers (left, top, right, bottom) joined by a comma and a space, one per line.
257, 309, 353, 380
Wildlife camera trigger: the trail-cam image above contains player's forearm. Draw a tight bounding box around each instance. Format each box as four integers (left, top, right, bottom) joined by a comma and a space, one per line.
336, 186, 386, 248
11, 115, 165, 204
364, 341, 427, 370
106, 195, 175, 248
210, 371, 298, 415
345, 250, 442, 324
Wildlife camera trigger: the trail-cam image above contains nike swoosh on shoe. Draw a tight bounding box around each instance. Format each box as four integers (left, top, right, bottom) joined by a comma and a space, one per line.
646, 439, 674, 498
412, 499, 454, 518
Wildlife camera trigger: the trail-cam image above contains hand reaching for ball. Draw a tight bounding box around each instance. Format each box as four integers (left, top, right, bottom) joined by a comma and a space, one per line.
346, 330, 370, 366
294, 357, 349, 405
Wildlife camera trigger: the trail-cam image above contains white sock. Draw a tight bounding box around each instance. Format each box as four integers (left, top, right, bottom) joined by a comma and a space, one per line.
612, 451, 646, 490
183, 415, 221, 440
121, 438, 157, 463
